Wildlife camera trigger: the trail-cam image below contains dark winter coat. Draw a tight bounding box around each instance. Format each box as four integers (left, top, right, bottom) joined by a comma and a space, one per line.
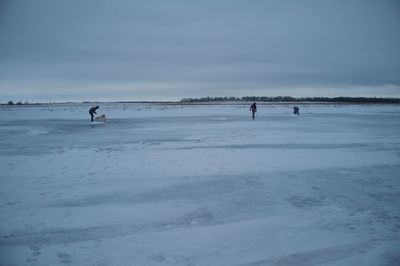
89, 106, 99, 115
250, 103, 257, 113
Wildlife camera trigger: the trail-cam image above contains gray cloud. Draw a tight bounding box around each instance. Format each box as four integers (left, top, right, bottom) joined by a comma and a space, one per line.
1, 0, 400, 102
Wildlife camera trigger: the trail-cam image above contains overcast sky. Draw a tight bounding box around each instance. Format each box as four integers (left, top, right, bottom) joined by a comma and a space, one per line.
0, 0, 399, 102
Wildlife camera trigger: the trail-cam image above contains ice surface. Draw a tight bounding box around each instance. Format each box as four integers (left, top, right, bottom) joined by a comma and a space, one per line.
0, 103, 399, 265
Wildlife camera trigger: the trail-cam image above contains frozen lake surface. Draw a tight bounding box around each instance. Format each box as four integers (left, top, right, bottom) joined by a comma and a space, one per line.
1, 103, 400, 265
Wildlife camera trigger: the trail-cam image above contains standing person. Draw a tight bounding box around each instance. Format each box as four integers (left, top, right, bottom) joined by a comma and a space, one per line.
250, 102, 257, 120
293, 106, 300, 115
89, 106, 99, 122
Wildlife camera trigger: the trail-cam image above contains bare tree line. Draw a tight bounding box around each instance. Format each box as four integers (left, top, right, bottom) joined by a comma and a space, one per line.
180, 96, 400, 104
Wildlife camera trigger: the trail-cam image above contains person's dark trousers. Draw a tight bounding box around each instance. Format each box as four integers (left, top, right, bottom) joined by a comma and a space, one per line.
90, 113, 94, 122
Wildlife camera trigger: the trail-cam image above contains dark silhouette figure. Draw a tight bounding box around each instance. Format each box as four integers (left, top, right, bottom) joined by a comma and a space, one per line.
293, 106, 300, 115
250, 102, 257, 120
89, 106, 99, 122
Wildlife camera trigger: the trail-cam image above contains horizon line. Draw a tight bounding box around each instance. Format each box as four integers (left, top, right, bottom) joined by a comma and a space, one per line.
3, 95, 400, 105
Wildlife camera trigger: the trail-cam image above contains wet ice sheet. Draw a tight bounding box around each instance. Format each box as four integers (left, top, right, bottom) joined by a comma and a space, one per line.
0, 103, 400, 265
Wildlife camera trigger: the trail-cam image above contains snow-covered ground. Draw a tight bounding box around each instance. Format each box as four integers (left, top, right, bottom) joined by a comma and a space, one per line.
1, 103, 399, 266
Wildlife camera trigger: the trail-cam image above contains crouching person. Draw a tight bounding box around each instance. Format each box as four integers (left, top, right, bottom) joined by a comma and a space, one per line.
293, 106, 300, 115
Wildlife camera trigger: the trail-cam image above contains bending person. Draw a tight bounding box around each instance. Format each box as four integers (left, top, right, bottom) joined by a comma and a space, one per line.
89, 106, 99, 122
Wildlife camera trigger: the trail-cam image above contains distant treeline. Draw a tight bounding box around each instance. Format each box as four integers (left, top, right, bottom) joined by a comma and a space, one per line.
5, 100, 29, 105
180, 96, 400, 103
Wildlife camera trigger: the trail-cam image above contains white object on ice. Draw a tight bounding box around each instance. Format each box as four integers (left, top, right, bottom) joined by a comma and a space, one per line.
94, 114, 106, 122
